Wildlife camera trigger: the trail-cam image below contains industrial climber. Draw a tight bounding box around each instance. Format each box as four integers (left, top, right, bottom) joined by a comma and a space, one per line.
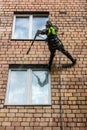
37, 20, 76, 70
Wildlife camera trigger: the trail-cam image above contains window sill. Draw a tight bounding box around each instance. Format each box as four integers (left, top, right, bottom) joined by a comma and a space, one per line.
11, 39, 45, 41
9, 64, 49, 69
4, 103, 52, 106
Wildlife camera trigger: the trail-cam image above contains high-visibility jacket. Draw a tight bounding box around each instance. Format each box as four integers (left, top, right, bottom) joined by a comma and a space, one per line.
47, 26, 57, 36
46, 26, 62, 51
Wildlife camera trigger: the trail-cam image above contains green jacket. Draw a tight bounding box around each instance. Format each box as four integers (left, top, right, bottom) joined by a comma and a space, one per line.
47, 26, 57, 36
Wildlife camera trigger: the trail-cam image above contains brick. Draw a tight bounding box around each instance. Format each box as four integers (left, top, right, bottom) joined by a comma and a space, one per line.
34, 127, 42, 130
12, 122, 20, 126
10, 109, 18, 113
7, 113, 15, 117
15, 127, 24, 130
79, 127, 87, 130
64, 127, 70, 130
0, 127, 5, 130
43, 127, 52, 130
6, 127, 14, 130
25, 127, 33, 130
2, 122, 11, 126
53, 127, 61, 130
21, 122, 29, 126
67, 114, 75, 118
0, 113, 6, 117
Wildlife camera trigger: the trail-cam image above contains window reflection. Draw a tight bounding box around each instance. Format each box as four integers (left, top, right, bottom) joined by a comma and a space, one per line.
13, 15, 48, 39
32, 17, 48, 39
8, 70, 27, 104
14, 17, 29, 39
5, 69, 51, 105
32, 71, 49, 104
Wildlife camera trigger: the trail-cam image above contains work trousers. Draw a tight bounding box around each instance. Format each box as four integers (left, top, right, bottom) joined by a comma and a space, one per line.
48, 43, 75, 68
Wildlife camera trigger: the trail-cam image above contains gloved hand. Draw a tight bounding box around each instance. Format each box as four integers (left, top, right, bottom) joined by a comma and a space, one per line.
36, 30, 42, 35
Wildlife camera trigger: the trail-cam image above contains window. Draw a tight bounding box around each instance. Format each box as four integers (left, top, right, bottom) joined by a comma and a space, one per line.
5, 67, 51, 105
12, 13, 48, 40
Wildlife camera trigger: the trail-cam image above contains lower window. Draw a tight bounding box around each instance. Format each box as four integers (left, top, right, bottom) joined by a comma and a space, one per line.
5, 68, 51, 105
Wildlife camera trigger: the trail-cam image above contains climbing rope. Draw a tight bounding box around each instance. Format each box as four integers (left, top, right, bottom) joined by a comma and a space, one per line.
58, 50, 65, 130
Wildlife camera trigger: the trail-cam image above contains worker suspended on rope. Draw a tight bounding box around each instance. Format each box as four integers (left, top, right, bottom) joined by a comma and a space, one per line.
37, 20, 76, 70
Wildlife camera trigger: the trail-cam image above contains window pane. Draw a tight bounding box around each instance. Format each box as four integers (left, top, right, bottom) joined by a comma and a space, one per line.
5, 68, 51, 105
7, 70, 27, 104
32, 17, 48, 39
32, 70, 50, 104
14, 17, 29, 39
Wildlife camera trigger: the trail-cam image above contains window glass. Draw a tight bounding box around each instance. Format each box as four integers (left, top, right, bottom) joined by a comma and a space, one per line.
5, 68, 51, 105
14, 16, 29, 39
12, 14, 48, 40
32, 70, 50, 104
32, 17, 48, 39
7, 70, 27, 104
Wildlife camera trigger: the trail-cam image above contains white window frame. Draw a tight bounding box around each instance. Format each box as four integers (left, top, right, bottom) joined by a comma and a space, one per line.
12, 14, 48, 40
5, 68, 51, 105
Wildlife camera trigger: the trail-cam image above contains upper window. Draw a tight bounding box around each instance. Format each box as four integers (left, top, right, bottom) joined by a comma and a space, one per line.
5, 67, 51, 105
12, 13, 48, 40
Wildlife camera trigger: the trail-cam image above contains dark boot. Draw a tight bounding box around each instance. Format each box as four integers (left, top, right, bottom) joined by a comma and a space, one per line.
63, 50, 76, 65
72, 59, 77, 65
58, 44, 76, 65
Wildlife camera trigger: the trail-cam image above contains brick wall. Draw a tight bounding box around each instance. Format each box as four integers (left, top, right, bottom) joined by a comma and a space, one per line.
0, 0, 87, 130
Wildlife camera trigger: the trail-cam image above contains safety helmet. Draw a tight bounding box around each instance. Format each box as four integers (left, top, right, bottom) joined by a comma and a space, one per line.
46, 20, 52, 27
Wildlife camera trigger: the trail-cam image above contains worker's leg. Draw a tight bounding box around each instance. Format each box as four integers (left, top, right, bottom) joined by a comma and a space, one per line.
58, 44, 76, 65
48, 50, 56, 70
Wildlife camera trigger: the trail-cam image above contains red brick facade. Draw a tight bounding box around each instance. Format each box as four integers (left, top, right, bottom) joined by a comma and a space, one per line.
0, 0, 87, 130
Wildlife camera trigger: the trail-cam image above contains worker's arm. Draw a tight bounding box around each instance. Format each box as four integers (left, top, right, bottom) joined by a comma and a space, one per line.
37, 29, 48, 35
